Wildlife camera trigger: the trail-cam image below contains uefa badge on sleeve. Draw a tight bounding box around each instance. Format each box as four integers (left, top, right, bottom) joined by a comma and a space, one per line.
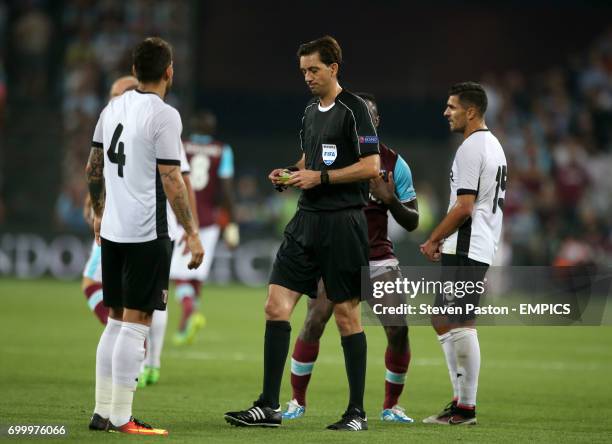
359, 135, 378, 144
322, 144, 337, 166
162, 290, 168, 304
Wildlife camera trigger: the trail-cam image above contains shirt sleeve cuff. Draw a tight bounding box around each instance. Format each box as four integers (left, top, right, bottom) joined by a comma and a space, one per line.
359, 150, 380, 158
457, 188, 477, 195
156, 158, 181, 166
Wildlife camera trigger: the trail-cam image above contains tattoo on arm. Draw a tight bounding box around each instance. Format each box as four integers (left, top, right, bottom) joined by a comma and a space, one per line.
170, 191, 194, 234
86, 147, 105, 217
160, 166, 195, 234
183, 174, 199, 226
159, 166, 180, 181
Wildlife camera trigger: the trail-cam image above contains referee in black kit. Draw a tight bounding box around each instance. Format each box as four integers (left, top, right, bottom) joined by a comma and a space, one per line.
224, 36, 380, 431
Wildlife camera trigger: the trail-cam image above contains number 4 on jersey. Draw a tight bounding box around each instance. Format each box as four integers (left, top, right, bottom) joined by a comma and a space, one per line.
107, 123, 126, 177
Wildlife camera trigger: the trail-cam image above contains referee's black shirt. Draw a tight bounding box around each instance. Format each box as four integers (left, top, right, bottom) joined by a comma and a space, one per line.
298, 89, 380, 211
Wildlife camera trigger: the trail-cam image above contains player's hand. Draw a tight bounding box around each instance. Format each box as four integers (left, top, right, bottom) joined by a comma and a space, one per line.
178, 231, 190, 255
420, 238, 442, 262
94, 215, 102, 246
370, 171, 396, 204
285, 169, 321, 190
223, 222, 240, 249
186, 232, 204, 269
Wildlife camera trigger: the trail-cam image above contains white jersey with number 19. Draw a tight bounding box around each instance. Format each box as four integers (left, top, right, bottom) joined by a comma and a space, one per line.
92, 89, 183, 243
441, 129, 507, 265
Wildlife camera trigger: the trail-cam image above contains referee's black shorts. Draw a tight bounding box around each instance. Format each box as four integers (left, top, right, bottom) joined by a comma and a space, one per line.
269, 208, 369, 303
434, 253, 489, 321
101, 237, 173, 312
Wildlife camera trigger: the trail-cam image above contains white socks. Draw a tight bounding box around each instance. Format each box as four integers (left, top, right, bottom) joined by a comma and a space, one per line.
451, 327, 480, 407
110, 322, 149, 426
94, 317, 123, 418
437, 332, 459, 400
145, 310, 168, 368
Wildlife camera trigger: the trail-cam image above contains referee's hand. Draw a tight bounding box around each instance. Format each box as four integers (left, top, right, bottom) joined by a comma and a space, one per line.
285, 169, 321, 190
186, 232, 204, 269
268, 168, 286, 186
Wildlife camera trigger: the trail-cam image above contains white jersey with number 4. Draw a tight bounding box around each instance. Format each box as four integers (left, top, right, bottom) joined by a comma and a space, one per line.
92, 90, 183, 243
441, 129, 507, 265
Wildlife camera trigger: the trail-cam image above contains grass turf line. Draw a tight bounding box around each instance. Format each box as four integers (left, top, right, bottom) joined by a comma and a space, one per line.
0, 278, 611, 443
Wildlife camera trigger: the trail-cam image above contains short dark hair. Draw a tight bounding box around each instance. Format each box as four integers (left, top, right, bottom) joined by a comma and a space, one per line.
133, 37, 173, 83
355, 92, 377, 106
448, 81, 488, 115
297, 35, 342, 66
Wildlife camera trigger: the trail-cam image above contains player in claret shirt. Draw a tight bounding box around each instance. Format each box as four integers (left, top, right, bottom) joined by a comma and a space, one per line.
169, 110, 239, 346
281, 93, 419, 424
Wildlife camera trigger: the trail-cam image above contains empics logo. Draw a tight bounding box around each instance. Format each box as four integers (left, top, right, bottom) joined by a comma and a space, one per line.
359, 136, 378, 144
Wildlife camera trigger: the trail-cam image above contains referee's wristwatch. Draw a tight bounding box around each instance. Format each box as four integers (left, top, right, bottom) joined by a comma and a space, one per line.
321, 170, 330, 185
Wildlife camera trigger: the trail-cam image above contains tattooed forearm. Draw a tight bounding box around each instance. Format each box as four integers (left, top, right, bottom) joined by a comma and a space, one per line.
86, 147, 105, 217
170, 191, 195, 235
159, 166, 180, 181
89, 182, 105, 216
159, 165, 196, 235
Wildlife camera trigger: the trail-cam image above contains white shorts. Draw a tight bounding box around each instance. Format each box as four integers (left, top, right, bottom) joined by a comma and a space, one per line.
169, 225, 221, 281
83, 240, 102, 282
369, 257, 399, 279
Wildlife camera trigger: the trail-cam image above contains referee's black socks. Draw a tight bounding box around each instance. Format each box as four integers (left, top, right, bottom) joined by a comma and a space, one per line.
259, 320, 291, 409
341, 331, 367, 413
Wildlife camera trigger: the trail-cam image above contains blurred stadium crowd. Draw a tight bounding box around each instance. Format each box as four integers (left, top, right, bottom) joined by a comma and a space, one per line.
483, 29, 612, 266
0, 1, 610, 268
56, 0, 191, 232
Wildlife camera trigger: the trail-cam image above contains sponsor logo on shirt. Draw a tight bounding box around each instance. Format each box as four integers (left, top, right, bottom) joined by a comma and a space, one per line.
359, 135, 379, 144
322, 144, 337, 166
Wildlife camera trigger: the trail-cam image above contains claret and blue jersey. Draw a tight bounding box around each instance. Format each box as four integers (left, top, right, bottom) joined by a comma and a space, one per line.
182, 133, 234, 228
365, 143, 416, 261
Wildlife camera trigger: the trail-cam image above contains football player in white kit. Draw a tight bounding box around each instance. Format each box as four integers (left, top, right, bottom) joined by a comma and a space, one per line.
420, 81, 507, 425
86, 37, 203, 436
81, 75, 197, 390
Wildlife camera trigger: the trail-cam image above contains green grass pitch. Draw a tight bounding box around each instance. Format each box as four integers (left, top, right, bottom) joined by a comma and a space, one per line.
1, 278, 611, 443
